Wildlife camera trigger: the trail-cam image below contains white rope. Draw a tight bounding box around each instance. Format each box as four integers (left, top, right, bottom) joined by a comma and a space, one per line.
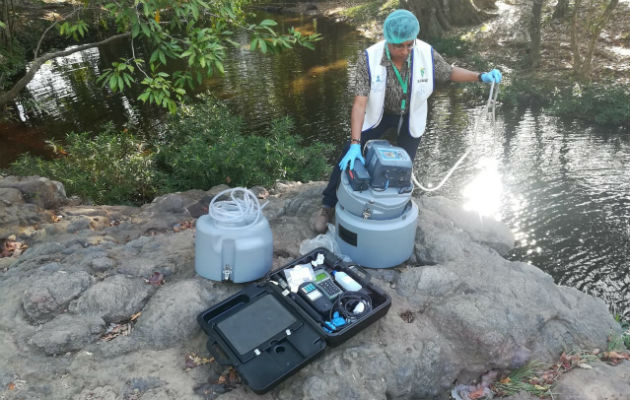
412, 81, 499, 193
208, 187, 268, 227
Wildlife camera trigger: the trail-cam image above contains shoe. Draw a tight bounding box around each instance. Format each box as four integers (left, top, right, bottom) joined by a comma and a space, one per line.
313, 206, 334, 234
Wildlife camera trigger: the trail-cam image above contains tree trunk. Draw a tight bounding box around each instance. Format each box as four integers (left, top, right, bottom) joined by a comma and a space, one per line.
529, 0, 543, 67
553, 0, 570, 19
570, 0, 619, 81
405, 0, 492, 40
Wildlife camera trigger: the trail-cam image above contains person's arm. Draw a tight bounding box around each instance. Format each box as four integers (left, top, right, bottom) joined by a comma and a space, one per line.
350, 95, 368, 143
450, 66, 482, 82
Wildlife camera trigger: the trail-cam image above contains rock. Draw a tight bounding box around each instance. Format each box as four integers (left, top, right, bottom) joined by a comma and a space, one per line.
0, 178, 625, 399
73, 386, 118, 400
28, 314, 105, 355
133, 280, 213, 348
22, 270, 93, 323
0, 175, 67, 209
0, 187, 23, 204
552, 360, 630, 400
69, 275, 153, 323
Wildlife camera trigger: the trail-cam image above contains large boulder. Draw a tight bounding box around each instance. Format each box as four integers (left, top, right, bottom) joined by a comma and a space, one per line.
0, 178, 625, 400
0, 175, 67, 209
22, 269, 93, 323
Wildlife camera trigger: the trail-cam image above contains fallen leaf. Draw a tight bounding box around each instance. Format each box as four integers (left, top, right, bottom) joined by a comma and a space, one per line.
1, 240, 28, 258
228, 368, 241, 385
468, 387, 486, 399
130, 312, 142, 321
173, 220, 194, 232
577, 363, 593, 369
8, 382, 15, 390
499, 377, 511, 384
534, 384, 548, 391
146, 272, 165, 286
184, 353, 214, 369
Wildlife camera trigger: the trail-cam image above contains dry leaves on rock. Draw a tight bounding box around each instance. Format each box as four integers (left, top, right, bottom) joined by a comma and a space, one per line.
146, 272, 165, 286
399, 310, 415, 323
184, 353, 214, 369
1, 239, 28, 258
216, 367, 241, 386
173, 220, 194, 232
99, 312, 141, 341
600, 350, 630, 365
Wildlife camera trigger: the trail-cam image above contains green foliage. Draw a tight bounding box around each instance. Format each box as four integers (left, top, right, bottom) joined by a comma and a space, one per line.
155, 96, 333, 192
502, 77, 629, 127
340, 0, 399, 23
6, 97, 333, 205
548, 83, 629, 127
491, 362, 551, 397
92, 0, 321, 113
8, 124, 157, 205
500, 76, 553, 109
614, 315, 630, 350
58, 20, 89, 41
431, 36, 470, 58
0, 42, 25, 91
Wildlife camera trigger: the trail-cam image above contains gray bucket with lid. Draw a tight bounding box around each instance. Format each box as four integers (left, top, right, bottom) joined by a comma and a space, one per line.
195, 188, 273, 283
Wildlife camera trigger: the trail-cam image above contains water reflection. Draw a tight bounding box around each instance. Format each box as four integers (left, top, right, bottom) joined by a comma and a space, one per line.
417, 94, 630, 319
462, 157, 503, 220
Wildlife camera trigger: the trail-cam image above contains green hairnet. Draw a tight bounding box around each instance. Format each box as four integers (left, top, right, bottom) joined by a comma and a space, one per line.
383, 9, 419, 44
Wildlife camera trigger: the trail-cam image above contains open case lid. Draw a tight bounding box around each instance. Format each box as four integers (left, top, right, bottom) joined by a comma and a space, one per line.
197, 284, 327, 394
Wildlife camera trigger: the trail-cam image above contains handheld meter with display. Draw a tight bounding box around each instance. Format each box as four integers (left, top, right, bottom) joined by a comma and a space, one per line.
298, 282, 333, 317
313, 269, 343, 300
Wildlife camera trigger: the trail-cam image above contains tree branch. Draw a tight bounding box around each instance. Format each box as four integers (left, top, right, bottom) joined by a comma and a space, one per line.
0, 32, 130, 107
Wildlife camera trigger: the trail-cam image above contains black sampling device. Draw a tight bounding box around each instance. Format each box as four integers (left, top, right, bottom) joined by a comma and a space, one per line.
345, 160, 371, 191
197, 247, 391, 394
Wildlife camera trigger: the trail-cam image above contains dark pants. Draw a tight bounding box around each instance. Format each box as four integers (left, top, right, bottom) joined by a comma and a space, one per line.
322, 113, 421, 207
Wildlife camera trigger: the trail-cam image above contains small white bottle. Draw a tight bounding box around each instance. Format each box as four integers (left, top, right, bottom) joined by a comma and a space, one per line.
332, 271, 362, 291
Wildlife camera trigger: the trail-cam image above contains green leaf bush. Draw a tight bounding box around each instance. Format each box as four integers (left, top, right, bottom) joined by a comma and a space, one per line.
6, 96, 334, 205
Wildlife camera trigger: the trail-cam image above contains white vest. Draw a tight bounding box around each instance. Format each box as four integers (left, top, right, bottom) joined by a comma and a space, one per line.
362, 39, 434, 138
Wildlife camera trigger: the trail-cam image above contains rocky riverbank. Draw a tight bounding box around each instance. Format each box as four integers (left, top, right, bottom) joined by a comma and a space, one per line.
1, 175, 628, 399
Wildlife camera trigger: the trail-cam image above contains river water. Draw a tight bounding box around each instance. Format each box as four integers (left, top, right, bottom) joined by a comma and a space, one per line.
2, 13, 629, 319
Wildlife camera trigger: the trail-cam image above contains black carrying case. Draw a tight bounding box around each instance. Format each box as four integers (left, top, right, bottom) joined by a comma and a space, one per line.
197, 247, 391, 394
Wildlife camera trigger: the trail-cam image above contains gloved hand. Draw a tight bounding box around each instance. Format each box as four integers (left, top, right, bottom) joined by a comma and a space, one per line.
480, 69, 502, 83
338, 143, 365, 171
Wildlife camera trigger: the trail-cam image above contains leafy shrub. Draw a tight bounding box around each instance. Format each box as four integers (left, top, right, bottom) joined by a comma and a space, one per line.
431, 36, 470, 58
7, 96, 334, 205
155, 97, 333, 192
502, 78, 629, 128
548, 83, 629, 127
8, 123, 157, 205
340, 0, 399, 23
500, 76, 554, 109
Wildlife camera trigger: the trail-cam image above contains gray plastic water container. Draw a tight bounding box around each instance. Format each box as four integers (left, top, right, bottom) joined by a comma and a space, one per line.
336, 171, 412, 220
195, 188, 273, 283
335, 199, 418, 269
195, 215, 273, 283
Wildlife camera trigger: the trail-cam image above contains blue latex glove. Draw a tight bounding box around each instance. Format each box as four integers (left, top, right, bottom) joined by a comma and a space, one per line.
338, 143, 365, 171
480, 69, 502, 83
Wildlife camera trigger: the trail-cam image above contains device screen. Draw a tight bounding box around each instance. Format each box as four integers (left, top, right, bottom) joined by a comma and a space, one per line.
315, 271, 328, 282
216, 294, 297, 356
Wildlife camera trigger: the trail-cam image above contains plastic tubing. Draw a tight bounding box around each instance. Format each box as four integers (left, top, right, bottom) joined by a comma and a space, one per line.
208, 187, 268, 228
412, 82, 499, 193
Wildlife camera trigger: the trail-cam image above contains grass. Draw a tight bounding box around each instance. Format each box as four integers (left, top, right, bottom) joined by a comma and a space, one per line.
491, 361, 552, 398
